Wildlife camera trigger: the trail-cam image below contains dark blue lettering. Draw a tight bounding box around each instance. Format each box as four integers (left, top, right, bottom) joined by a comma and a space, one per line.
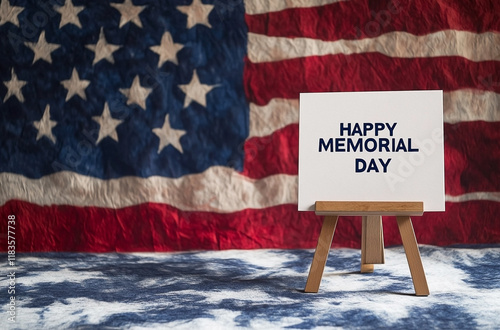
375, 122, 385, 136
408, 138, 419, 152
363, 123, 374, 135
335, 138, 346, 152
365, 138, 377, 152
351, 123, 362, 136
379, 158, 392, 172
367, 159, 379, 172
386, 122, 397, 136
339, 123, 351, 136
347, 138, 362, 152
319, 138, 333, 152
395, 138, 407, 152
378, 138, 390, 152
355, 158, 366, 172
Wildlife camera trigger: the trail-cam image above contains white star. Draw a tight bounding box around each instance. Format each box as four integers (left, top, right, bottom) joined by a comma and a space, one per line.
119, 75, 152, 110
178, 70, 217, 108
33, 105, 57, 144
177, 0, 214, 29
149, 31, 184, 67
3, 68, 27, 103
25, 31, 60, 64
92, 102, 123, 144
0, 0, 24, 27
61, 68, 90, 101
153, 114, 186, 153
86, 28, 121, 65
110, 0, 146, 28
55, 0, 84, 28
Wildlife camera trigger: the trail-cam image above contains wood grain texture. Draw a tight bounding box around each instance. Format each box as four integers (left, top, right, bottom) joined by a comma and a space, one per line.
397, 216, 430, 296
315, 201, 424, 216
361, 216, 374, 273
305, 202, 429, 295
362, 215, 385, 265
304, 216, 338, 293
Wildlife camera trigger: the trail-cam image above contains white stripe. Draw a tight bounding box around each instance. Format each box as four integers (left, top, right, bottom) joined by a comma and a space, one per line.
2, 169, 497, 211
248, 30, 500, 63
249, 98, 299, 138
444, 90, 500, 124
445, 192, 500, 203
0, 169, 298, 213
244, 0, 345, 15
248, 99, 294, 138
248, 90, 500, 138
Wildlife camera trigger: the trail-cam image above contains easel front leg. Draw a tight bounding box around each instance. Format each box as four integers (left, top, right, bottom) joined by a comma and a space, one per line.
396, 216, 430, 296
305, 216, 338, 293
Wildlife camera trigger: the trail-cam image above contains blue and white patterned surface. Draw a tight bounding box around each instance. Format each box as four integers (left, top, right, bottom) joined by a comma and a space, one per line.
2, 245, 500, 329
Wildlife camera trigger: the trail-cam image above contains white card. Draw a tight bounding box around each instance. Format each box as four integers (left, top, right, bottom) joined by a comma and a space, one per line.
298, 91, 445, 212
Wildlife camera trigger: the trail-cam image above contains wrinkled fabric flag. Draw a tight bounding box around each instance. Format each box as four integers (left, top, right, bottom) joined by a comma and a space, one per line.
0, 0, 499, 252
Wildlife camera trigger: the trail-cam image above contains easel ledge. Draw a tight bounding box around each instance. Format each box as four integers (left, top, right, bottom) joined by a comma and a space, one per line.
315, 201, 424, 216
305, 201, 429, 296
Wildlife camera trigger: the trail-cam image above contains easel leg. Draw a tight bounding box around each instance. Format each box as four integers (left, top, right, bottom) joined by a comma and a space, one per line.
396, 216, 430, 296
305, 216, 338, 293
361, 215, 385, 273
361, 216, 374, 273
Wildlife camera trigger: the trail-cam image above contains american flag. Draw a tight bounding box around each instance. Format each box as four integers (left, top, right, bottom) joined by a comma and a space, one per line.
1, 0, 499, 252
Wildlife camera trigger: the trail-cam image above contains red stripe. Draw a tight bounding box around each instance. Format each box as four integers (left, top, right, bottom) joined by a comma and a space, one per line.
244, 54, 500, 106
1, 200, 499, 252
245, 0, 500, 40
243, 122, 500, 196
242, 124, 298, 178
387, 200, 500, 246
444, 121, 500, 195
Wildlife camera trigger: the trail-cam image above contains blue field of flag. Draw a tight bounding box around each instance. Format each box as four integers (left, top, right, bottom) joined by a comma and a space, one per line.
0, 0, 249, 179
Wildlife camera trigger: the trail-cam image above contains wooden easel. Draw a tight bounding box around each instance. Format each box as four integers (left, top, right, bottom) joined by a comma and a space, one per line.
304, 201, 429, 296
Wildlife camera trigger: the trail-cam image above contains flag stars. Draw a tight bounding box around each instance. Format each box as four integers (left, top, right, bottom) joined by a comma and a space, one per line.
153, 114, 186, 154
61, 68, 90, 101
3, 68, 27, 103
86, 28, 121, 65
150, 32, 184, 67
178, 70, 218, 108
25, 31, 61, 64
177, 0, 214, 29
119, 75, 152, 110
55, 0, 84, 28
33, 105, 57, 144
111, 0, 146, 28
0, 0, 24, 27
92, 102, 123, 144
